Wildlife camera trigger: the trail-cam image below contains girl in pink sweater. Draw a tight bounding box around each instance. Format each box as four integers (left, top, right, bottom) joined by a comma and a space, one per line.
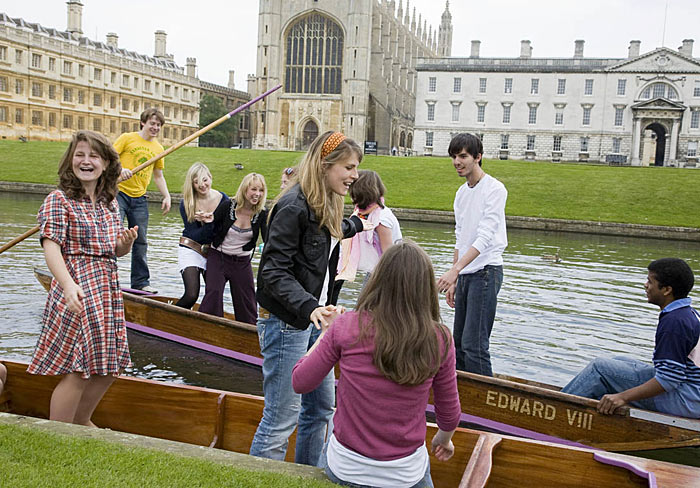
293, 241, 461, 487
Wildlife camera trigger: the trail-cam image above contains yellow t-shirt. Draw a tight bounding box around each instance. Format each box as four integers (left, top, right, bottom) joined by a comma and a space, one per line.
114, 132, 165, 198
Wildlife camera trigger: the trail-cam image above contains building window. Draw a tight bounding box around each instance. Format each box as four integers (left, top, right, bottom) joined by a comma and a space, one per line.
110, 120, 116, 133
451, 103, 460, 122
553, 136, 563, 152
612, 137, 621, 153
614, 107, 624, 127
428, 77, 436, 92
584, 79, 594, 95
477, 104, 485, 123
528, 105, 538, 124
504, 78, 513, 94
688, 141, 698, 158
78, 117, 85, 130
16, 108, 24, 124
555, 110, 564, 125
63, 114, 73, 129
48, 57, 55, 71
164, 106, 170, 117
31, 110, 42, 126
15, 79, 23, 95
134, 77, 139, 89
427, 103, 435, 121
580, 137, 589, 152
94, 68, 102, 81
0, 46, 6, 61
133, 100, 139, 112
93, 119, 102, 131
110, 96, 116, 109
617, 79, 626, 96
31, 82, 42, 97
121, 122, 129, 133
93, 93, 102, 106
425, 131, 433, 147
285, 13, 344, 94
78, 64, 85, 77
479, 78, 487, 93
122, 98, 130, 111
78, 91, 85, 104
502, 105, 511, 123
530, 78, 539, 95
145, 80, 151, 91
526, 135, 536, 151
49, 112, 56, 127
695, 81, 700, 97
48, 85, 56, 99
63, 61, 72, 75
557, 78, 566, 95
111, 72, 117, 84
0, 76, 7, 92
15, 49, 23, 64
0, 106, 6, 122
691, 110, 700, 129
582, 107, 591, 125
164, 84, 171, 96
31, 53, 41, 68
500, 134, 509, 150
641, 82, 678, 100
453, 77, 461, 93
183, 88, 189, 100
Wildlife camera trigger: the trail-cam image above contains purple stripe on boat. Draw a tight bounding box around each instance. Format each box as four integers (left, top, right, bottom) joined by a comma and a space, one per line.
123, 288, 155, 296
593, 453, 658, 487
126, 321, 263, 367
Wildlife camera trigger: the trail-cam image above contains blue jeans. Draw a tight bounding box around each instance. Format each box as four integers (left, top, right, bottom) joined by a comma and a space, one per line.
117, 192, 150, 289
561, 356, 657, 410
453, 265, 503, 376
249, 314, 335, 466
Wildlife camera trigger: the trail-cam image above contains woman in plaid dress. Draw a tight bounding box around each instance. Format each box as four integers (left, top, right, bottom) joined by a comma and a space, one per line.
28, 130, 138, 426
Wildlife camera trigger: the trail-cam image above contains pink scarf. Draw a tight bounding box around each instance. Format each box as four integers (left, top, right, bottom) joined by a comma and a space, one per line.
336, 202, 383, 282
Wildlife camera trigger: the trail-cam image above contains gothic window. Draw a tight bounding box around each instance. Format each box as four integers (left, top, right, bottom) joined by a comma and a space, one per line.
285, 14, 344, 94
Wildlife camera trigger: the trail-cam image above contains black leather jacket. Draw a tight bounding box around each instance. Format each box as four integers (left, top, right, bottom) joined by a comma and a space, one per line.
211, 199, 268, 254
256, 184, 363, 329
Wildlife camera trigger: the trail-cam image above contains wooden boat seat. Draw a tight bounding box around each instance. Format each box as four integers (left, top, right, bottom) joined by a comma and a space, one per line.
458, 432, 502, 488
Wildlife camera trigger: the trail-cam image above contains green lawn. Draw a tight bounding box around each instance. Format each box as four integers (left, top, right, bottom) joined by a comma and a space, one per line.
1, 140, 699, 227
0, 423, 335, 488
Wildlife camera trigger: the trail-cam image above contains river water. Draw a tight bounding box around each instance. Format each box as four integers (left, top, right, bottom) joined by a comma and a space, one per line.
2, 192, 700, 398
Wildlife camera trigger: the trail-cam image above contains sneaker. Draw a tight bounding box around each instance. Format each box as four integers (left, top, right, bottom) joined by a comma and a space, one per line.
135, 285, 158, 294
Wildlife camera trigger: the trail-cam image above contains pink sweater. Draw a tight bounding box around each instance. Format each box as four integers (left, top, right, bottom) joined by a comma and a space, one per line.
292, 311, 461, 461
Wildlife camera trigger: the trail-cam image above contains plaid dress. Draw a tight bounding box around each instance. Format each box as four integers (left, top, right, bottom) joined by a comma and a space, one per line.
28, 190, 131, 378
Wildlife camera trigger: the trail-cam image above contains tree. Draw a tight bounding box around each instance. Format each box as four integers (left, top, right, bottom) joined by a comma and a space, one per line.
198, 94, 239, 147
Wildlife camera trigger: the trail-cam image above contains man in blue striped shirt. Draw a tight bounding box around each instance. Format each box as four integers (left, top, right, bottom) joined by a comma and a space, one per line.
561, 258, 700, 418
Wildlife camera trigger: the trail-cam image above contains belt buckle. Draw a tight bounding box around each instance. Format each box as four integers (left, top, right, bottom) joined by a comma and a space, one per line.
201, 244, 210, 256
259, 307, 270, 319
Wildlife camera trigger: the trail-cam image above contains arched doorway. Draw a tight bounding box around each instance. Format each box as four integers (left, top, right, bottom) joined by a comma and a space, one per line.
302, 120, 318, 150
645, 123, 666, 166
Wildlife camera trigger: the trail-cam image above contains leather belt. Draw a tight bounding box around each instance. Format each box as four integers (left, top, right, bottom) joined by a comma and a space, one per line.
258, 307, 271, 319
179, 236, 209, 257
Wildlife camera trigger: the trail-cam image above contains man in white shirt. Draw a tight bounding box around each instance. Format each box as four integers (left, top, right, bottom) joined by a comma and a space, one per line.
437, 133, 508, 376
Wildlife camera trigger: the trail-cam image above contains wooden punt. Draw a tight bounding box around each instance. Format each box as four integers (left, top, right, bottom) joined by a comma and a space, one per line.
2, 359, 699, 487
32, 268, 700, 453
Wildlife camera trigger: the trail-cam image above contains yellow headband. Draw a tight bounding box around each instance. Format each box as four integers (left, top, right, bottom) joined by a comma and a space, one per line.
321, 132, 346, 160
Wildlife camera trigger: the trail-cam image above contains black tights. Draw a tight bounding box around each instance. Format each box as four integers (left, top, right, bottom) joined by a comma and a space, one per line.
175, 266, 204, 309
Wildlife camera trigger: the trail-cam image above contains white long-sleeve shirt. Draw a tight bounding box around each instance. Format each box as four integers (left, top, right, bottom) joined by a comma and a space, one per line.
454, 174, 508, 275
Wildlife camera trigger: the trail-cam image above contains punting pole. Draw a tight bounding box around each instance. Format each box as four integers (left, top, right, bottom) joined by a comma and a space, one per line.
0, 84, 282, 255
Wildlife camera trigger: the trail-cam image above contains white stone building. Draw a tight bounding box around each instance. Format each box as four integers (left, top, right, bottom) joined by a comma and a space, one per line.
248, 0, 452, 154
0, 1, 200, 144
415, 39, 700, 166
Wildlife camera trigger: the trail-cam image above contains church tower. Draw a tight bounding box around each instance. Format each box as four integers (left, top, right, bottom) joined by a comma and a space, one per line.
438, 1, 452, 57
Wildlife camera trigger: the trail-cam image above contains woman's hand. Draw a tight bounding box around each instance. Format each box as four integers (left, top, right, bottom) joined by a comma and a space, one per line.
195, 211, 214, 223
63, 282, 85, 314
116, 226, 139, 257
446, 283, 456, 308
437, 268, 459, 293
310, 305, 345, 331
360, 219, 375, 232
118, 168, 133, 183
431, 430, 455, 462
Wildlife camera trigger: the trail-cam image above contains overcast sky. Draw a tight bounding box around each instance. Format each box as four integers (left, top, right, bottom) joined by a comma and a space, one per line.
6, 1, 700, 89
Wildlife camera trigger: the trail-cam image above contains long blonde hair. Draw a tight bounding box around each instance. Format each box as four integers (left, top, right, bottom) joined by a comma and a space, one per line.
182, 162, 212, 222
356, 240, 451, 386
276, 131, 362, 239
235, 173, 267, 214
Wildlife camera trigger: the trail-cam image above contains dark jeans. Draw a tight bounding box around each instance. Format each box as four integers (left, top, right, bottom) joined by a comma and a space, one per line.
117, 192, 150, 289
453, 265, 503, 376
198, 248, 257, 324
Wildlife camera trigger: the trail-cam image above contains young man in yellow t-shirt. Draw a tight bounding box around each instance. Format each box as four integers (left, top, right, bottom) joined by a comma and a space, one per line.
115, 108, 171, 292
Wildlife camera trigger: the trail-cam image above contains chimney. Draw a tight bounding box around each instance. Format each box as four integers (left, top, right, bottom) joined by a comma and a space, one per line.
574, 39, 584, 58
66, 0, 83, 36
628, 40, 641, 58
228, 70, 236, 90
520, 40, 532, 58
186, 58, 197, 78
154, 30, 167, 58
679, 39, 694, 57
470, 40, 481, 58
106, 32, 118, 49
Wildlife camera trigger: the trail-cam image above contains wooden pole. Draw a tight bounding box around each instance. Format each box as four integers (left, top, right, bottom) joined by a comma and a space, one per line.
0, 84, 282, 255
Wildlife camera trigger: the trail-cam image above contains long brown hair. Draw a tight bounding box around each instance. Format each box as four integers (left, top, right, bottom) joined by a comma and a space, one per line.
58, 130, 121, 204
356, 240, 451, 386
274, 131, 362, 239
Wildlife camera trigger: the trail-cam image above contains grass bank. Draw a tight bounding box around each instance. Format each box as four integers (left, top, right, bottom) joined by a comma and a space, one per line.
0, 423, 334, 488
2, 140, 699, 227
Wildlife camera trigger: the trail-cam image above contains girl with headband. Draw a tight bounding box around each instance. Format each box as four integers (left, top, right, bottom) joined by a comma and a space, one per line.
250, 131, 374, 465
